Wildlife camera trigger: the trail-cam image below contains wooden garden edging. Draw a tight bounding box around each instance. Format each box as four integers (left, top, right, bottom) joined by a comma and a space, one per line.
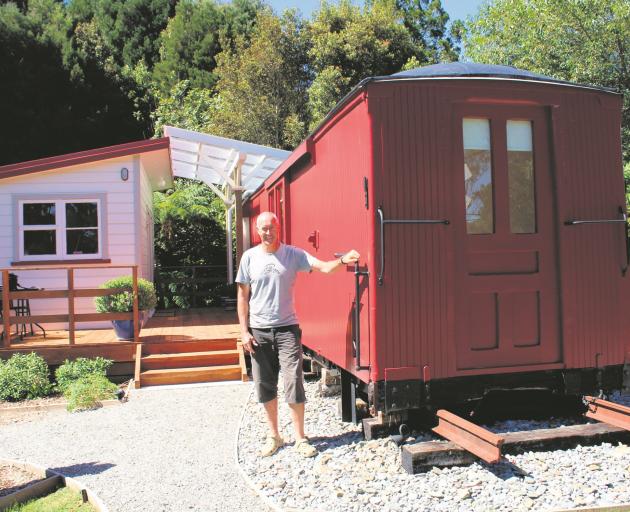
0, 459, 109, 511
1, 264, 140, 348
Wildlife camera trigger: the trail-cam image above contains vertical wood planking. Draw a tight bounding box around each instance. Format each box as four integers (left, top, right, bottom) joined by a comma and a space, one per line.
132, 266, 139, 343
2, 270, 10, 347
67, 268, 75, 345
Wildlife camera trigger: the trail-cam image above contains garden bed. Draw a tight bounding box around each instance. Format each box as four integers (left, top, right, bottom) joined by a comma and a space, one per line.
0, 381, 131, 426
0, 462, 45, 498
0, 459, 108, 511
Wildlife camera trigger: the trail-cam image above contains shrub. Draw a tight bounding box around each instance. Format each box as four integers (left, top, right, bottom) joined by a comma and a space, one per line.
64, 374, 118, 412
0, 353, 53, 401
94, 276, 157, 313
55, 357, 113, 393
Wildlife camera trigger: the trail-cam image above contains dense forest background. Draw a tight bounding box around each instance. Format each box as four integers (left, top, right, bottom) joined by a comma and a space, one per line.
1, 0, 628, 303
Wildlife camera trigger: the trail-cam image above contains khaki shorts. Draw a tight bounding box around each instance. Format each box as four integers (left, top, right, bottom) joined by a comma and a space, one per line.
250, 325, 305, 404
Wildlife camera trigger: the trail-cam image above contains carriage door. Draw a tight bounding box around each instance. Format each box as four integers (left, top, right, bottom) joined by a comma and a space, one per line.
453, 105, 562, 370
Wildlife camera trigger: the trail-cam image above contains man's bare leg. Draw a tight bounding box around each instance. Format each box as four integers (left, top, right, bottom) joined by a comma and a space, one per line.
263, 398, 281, 438
288, 402, 306, 440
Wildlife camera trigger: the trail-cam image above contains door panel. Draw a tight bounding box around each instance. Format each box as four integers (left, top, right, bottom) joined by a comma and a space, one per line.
454, 105, 561, 370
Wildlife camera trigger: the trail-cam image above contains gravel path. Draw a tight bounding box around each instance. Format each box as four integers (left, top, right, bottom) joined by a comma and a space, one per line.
238, 382, 630, 512
0, 382, 269, 512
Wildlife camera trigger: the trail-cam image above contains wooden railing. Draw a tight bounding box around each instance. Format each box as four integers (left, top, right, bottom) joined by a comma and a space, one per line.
1, 264, 139, 348
154, 265, 227, 308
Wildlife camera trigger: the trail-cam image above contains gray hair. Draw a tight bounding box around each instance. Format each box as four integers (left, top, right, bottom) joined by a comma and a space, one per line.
256, 211, 280, 228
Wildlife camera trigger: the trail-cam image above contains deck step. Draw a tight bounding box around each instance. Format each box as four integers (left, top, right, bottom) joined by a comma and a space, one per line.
140, 364, 242, 386
141, 350, 239, 370
142, 338, 238, 355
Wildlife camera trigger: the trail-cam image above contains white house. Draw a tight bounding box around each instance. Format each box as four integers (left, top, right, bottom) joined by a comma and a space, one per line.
0, 130, 290, 333
0, 138, 172, 328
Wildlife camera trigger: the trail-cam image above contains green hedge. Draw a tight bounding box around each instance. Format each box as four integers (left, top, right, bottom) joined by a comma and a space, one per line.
64, 374, 118, 412
55, 357, 113, 393
0, 353, 53, 401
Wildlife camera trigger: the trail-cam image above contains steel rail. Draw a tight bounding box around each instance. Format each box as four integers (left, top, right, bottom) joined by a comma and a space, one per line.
583, 396, 630, 431
432, 409, 505, 464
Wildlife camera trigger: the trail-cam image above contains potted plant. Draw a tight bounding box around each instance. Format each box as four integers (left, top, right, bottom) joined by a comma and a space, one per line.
94, 276, 157, 340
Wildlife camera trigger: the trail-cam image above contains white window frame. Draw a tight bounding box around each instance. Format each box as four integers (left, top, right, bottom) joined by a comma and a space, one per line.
15, 195, 106, 261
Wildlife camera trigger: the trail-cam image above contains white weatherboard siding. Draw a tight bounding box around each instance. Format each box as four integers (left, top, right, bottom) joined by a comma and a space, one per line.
0, 156, 140, 329
138, 159, 154, 282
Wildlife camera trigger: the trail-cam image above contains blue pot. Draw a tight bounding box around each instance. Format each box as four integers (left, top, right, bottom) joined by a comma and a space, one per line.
112, 320, 135, 340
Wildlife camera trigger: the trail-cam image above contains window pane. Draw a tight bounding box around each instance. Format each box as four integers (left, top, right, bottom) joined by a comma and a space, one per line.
66, 202, 98, 228
24, 230, 56, 255
66, 229, 98, 255
507, 120, 536, 233
463, 118, 494, 234
23, 203, 55, 225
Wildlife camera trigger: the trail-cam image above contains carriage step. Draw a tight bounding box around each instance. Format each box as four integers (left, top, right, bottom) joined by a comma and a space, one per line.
139, 364, 242, 386
141, 350, 240, 370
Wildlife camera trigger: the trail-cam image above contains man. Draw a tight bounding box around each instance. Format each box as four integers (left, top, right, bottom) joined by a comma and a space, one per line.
236, 211, 360, 458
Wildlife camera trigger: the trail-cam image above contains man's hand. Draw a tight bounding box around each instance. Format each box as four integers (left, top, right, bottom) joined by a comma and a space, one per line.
341, 249, 360, 265
241, 331, 258, 354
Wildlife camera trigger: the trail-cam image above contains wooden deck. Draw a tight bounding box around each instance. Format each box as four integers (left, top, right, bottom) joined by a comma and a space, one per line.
0, 308, 240, 366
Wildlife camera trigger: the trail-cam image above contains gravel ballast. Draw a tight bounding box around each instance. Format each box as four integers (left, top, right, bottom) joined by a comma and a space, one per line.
238, 382, 630, 512
0, 382, 269, 512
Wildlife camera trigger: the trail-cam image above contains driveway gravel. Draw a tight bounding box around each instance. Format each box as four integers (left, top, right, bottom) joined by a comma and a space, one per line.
0, 382, 269, 512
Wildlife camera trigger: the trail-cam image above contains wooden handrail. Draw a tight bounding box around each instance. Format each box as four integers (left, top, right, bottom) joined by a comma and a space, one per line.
1, 265, 140, 348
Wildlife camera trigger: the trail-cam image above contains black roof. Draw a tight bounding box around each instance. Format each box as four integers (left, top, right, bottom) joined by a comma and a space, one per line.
391, 62, 556, 81
385, 62, 614, 93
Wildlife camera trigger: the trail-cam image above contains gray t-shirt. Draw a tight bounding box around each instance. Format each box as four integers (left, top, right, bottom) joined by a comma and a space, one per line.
236, 244, 314, 328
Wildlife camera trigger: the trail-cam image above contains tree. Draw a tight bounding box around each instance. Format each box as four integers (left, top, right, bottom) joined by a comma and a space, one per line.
464, 0, 630, 163
66, 0, 177, 69
306, 0, 459, 129
208, 9, 310, 149
153, 0, 262, 93
153, 178, 226, 267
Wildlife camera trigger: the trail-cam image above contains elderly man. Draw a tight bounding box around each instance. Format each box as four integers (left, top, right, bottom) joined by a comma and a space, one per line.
236, 211, 360, 458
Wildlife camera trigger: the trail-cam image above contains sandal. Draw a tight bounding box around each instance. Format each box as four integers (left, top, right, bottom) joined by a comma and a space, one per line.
295, 438, 317, 458
260, 435, 284, 457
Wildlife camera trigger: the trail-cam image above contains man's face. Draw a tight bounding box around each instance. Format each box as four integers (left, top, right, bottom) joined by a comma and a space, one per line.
257, 217, 280, 247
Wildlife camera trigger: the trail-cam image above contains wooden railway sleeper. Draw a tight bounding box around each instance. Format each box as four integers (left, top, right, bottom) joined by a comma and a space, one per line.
583, 395, 630, 431
432, 409, 505, 464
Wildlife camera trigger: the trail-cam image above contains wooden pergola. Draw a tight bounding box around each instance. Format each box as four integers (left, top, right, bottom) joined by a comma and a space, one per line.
163, 126, 290, 282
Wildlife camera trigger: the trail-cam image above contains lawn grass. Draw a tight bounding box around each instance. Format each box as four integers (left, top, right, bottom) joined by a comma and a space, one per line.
6, 487, 97, 512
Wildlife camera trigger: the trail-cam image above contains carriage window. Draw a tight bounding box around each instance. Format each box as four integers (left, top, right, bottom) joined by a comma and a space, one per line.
463, 118, 494, 234
507, 120, 536, 233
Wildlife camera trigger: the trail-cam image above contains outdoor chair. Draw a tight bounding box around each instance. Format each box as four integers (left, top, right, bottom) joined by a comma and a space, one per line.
0, 273, 46, 341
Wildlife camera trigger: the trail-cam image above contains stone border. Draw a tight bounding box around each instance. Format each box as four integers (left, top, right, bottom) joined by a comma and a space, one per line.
234, 386, 284, 512
0, 458, 109, 511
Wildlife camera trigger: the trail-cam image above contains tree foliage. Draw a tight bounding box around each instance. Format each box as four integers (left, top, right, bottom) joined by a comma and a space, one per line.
153, 0, 262, 93
207, 9, 310, 149
464, 0, 630, 163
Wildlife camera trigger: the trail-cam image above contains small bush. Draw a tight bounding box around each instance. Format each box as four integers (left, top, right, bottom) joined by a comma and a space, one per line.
55, 357, 113, 393
0, 353, 53, 401
94, 276, 157, 313
64, 374, 118, 412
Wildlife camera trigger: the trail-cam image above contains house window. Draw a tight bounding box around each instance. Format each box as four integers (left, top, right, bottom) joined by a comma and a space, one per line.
19, 199, 102, 260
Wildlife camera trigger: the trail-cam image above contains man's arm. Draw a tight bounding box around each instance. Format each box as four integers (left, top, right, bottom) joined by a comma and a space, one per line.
237, 283, 257, 353
310, 249, 360, 274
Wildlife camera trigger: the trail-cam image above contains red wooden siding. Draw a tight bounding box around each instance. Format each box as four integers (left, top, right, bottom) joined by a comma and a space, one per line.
290, 95, 372, 378
369, 83, 454, 382
552, 91, 627, 370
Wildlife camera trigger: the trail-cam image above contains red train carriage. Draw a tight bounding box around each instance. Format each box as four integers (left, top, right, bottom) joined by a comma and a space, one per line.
243, 63, 629, 423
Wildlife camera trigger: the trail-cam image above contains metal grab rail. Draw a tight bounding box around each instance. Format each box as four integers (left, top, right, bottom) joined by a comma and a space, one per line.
377, 206, 450, 285
564, 206, 630, 276
335, 254, 369, 370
